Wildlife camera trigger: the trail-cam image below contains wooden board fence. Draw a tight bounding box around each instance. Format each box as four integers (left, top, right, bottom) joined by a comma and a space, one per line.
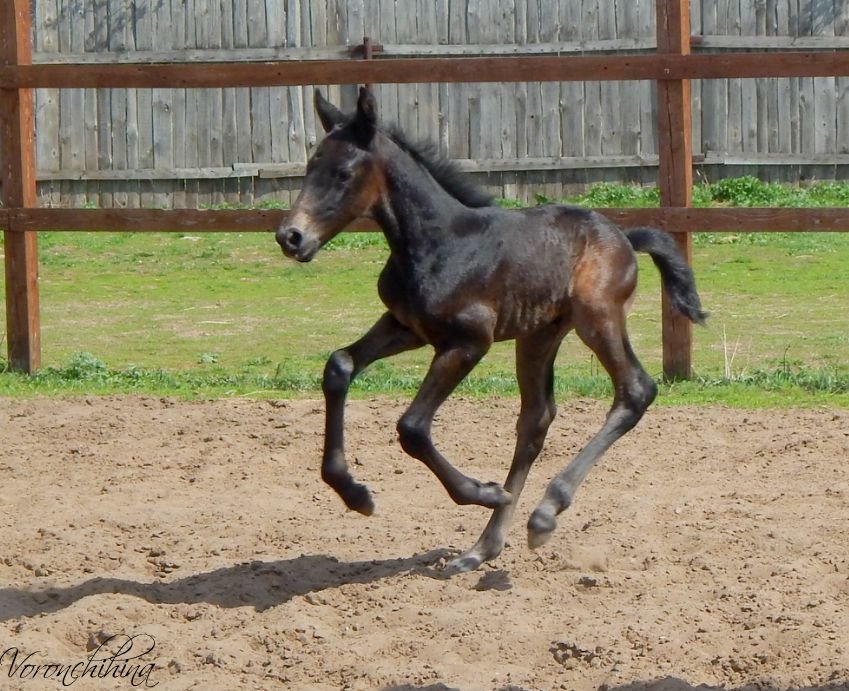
12, 0, 849, 208
3, 0, 849, 378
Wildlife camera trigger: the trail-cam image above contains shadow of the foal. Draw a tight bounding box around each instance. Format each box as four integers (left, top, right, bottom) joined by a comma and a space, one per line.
0, 548, 448, 622
603, 679, 849, 691
382, 679, 849, 691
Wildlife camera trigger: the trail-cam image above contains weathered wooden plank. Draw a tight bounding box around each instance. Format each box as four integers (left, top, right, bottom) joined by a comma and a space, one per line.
769, 1, 792, 160
497, 0, 519, 200
105, 0, 128, 208
268, 0, 289, 203
559, 0, 583, 166
812, 0, 838, 182
535, 0, 560, 200
617, 0, 642, 160
285, 0, 307, 199
697, 0, 719, 156
34, 0, 60, 207
53, 33, 849, 63
230, 0, 254, 203
740, 0, 759, 157
470, 1, 500, 166
798, 4, 817, 169
443, 0, 469, 162
522, 0, 544, 180
326, 0, 351, 110
220, 0, 240, 206
393, 0, 419, 139
59, 0, 87, 207
77, 11, 98, 208
696, 34, 849, 48
149, 0, 173, 209
598, 0, 622, 161
638, 0, 657, 160
244, 0, 271, 205
415, 0, 439, 145
377, 0, 400, 133
40, 150, 849, 182
582, 0, 603, 166
837, 1, 849, 156
208, 0, 225, 205
509, 0, 529, 202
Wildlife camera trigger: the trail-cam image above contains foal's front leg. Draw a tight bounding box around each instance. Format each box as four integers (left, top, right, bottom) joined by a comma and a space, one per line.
397, 343, 511, 510
322, 312, 424, 514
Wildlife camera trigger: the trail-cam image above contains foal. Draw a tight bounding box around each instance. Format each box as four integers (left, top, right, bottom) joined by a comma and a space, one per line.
276, 87, 706, 572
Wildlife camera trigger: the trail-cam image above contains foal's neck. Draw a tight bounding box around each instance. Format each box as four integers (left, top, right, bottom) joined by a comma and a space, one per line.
372, 138, 465, 257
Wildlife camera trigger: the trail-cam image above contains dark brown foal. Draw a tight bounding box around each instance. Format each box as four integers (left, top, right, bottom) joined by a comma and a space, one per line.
276, 87, 706, 571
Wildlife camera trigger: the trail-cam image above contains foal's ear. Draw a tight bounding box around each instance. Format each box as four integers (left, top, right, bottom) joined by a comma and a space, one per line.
314, 89, 345, 133
354, 86, 378, 146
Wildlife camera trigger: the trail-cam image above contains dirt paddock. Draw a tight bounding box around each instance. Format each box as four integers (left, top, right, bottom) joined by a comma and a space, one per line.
1, 396, 848, 691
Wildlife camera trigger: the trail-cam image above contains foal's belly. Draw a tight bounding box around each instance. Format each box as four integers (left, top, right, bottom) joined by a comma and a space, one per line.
492, 297, 570, 341
378, 255, 572, 344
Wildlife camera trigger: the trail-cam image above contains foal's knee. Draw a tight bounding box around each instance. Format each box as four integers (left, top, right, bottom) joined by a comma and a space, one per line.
323, 350, 355, 396
634, 371, 658, 412
397, 416, 431, 458
616, 371, 657, 431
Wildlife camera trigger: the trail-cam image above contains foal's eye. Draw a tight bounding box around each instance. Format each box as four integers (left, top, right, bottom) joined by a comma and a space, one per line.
336, 169, 353, 183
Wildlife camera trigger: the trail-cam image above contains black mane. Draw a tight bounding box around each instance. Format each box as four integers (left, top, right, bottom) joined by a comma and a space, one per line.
385, 125, 494, 209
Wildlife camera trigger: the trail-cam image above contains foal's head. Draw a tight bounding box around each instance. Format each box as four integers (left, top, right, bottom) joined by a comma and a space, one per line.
276, 87, 383, 262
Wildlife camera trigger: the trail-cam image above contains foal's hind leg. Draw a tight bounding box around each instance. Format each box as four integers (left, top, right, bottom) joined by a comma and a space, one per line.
448, 327, 566, 573
527, 306, 657, 548
322, 312, 424, 515
397, 342, 511, 510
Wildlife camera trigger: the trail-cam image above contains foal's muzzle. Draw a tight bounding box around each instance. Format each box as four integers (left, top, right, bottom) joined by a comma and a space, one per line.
276, 226, 318, 262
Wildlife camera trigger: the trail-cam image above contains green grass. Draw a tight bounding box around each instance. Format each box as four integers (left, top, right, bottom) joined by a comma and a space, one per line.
2, 177, 849, 406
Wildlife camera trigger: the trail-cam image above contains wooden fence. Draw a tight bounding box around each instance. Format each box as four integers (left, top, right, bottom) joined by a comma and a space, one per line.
24, 0, 849, 207
3, 0, 849, 380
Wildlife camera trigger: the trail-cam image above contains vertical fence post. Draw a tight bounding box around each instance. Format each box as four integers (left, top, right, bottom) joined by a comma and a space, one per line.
1, 0, 40, 373
656, 0, 694, 380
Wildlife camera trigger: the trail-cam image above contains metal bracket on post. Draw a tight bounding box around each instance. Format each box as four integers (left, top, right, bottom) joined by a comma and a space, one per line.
350, 36, 382, 92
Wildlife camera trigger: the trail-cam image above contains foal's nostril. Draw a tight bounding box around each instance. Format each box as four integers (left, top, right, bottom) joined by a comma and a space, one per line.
276, 227, 303, 254
286, 229, 303, 250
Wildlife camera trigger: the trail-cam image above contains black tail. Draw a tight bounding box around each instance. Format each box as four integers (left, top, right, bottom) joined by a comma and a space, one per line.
625, 227, 708, 325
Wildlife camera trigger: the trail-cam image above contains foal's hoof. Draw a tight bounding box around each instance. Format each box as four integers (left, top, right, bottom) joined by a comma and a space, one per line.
445, 553, 485, 574
527, 508, 556, 550
342, 482, 375, 516
479, 482, 512, 509
455, 480, 511, 510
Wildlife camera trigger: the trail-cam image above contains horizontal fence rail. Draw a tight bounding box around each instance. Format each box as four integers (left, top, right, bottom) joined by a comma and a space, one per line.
3, 52, 849, 88
32, 153, 849, 184
4, 208, 849, 234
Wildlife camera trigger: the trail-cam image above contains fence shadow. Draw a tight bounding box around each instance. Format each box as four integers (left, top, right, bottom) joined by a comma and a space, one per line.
0, 548, 448, 622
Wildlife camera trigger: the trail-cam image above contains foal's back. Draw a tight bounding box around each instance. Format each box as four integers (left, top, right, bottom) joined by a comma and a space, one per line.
418, 202, 639, 342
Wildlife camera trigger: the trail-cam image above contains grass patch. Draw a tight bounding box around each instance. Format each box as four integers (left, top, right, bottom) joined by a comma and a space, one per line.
2, 177, 849, 406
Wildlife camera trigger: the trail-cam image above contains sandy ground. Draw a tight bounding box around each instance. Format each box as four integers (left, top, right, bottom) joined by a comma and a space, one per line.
1, 395, 848, 691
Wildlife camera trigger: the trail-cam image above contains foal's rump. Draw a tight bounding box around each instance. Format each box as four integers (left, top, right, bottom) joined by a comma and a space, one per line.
525, 208, 707, 330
